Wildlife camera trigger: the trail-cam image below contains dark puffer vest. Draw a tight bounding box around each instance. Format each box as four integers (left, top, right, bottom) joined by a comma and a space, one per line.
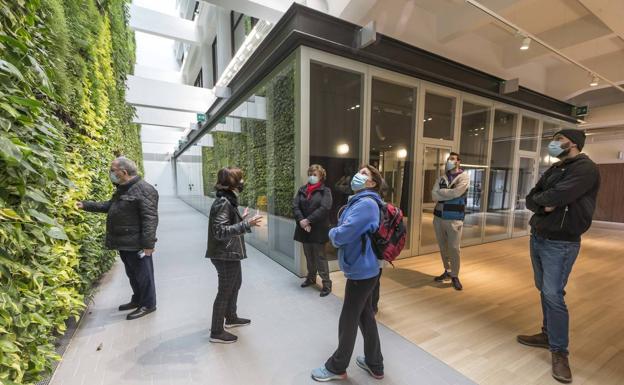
82, 177, 159, 250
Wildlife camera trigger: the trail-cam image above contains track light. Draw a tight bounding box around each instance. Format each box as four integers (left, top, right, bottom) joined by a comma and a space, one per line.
520, 37, 530, 50
590, 75, 599, 87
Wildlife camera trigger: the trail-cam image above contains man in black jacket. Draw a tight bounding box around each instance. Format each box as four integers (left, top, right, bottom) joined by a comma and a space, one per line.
77, 157, 159, 321
517, 129, 600, 384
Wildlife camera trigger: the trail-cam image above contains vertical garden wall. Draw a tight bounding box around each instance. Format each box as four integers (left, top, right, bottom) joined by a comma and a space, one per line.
200, 61, 295, 218
0, 1, 141, 384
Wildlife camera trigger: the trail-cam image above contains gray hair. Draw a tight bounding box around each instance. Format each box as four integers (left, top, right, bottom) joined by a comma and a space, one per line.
113, 156, 138, 176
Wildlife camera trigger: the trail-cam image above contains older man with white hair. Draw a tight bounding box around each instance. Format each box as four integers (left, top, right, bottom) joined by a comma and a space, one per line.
77, 156, 159, 320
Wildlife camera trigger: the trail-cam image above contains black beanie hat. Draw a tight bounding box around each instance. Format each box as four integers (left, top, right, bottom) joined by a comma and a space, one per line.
555, 128, 586, 151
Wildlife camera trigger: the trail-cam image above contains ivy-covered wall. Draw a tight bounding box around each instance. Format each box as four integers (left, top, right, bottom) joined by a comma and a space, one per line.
201, 61, 295, 218
0, 1, 141, 384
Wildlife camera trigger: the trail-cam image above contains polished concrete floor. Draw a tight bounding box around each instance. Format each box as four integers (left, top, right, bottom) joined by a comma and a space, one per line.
50, 198, 474, 385
332, 225, 624, 385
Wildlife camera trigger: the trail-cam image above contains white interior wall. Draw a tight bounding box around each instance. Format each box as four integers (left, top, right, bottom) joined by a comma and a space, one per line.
584, 135, 624, 164
143, 160, 176, 196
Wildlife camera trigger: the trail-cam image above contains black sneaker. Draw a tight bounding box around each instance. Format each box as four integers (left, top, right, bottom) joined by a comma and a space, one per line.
209, 330, 238, 344
118, 301, 139, 311
320, 287, 331, 297
126, 306, 156, 320
451, 277, 463, 291
225, 317, 251, 328
434, 271, 451, 282
301, 279, 315, 288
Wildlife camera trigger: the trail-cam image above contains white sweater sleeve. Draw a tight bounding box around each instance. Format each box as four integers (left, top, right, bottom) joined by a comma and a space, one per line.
432, 173, 469, 201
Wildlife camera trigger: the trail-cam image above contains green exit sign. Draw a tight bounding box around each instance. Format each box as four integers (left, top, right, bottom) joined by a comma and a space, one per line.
197, 113, 206, 122
574, 106, 588, 117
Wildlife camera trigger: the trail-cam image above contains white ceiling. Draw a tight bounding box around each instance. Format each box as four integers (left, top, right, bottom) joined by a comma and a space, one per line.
355, 0, 624, 103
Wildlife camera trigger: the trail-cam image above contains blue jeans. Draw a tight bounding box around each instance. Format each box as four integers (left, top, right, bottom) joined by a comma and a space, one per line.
530, 235, 580, 354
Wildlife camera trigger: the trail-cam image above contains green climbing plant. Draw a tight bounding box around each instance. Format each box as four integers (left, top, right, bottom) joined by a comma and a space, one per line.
0, 0, 141, 383
200, 61, 295, 218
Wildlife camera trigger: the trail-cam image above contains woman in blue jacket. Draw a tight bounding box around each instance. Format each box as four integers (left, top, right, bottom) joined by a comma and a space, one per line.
311, 165, 385, 382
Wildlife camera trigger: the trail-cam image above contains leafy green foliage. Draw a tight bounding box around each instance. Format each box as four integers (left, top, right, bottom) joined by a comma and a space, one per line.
0, 0, 141, 383
201, 62, 295, 217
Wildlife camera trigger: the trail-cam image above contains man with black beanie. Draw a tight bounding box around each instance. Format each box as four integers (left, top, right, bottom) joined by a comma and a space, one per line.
517, 129, 600, 383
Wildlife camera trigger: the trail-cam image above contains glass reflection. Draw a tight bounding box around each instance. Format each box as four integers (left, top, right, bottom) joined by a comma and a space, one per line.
310, 63, 363, 261
459, 102, 490, 243
485, 110, 517, 238
369, 78, 415, 249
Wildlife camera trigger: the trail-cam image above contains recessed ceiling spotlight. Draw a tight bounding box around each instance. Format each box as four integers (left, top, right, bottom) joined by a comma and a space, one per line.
520, 37, 531, 51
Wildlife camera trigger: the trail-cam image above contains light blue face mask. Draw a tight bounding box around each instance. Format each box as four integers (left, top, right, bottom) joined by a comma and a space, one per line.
446, 160, 456, 171
308, 175, 319, 185
351, 173, 369, 192
109, 171, 120, 184
548, 141, 565, 157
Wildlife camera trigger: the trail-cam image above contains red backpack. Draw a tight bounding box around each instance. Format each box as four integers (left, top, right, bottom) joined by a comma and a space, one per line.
337, 199, 407, 265
367, 201, 407, 265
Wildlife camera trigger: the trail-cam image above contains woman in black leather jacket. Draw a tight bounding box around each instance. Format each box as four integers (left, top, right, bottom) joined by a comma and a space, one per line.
206, 167, 262, 344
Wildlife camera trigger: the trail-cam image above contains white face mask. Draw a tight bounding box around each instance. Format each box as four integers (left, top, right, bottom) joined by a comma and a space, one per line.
109, 171, 120, 184
446, 160, 456, 171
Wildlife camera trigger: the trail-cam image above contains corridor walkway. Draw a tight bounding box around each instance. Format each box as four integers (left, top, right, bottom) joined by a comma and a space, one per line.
50, 198, 475, 385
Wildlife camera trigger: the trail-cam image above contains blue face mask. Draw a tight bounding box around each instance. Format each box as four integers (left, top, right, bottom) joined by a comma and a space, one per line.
308, 175, 319, 185
351, 173, 369, 192
446, 160, 456, 171
548, 141, 565, 157
109, 171, 120, 184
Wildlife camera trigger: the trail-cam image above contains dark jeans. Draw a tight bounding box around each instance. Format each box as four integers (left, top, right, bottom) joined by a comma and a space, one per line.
210, 259, 242, 334
530, 235, 580, 354
119, 250, 156, 309
325, 275, 383, 375
303, 242, 331, 288
372, 269, 382, 312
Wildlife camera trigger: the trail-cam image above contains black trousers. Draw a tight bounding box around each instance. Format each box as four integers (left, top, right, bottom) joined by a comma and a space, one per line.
302, 242, 331, 288
325, 275, 383, 375
210, 259, 242, 334
372, 268, 382, 312
119, 250, 156, 309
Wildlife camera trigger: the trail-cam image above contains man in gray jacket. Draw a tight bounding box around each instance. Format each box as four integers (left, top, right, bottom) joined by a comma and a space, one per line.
432, 152, 470, 291
77, 157, 159, 320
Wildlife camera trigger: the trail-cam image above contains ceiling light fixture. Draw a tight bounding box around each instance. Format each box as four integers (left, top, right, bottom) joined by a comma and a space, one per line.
520, 37, 530, 50
337, 143, 350, 155
589, 75, 599, 87
464, 0, 624, 94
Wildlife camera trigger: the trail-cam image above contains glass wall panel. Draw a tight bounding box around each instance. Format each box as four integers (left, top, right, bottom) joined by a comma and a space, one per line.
520, 116, 539, 152
513, 157, 536, 234
539, 122, 560, 176
459, 101, 490, 243
485, 110, 517, 238
177, 57, 296, 269
310, 62, 363, 261
423, 92, 455, 140
369, 79, 415, 249
176, 146, 209, 213
420, 146, 451, 251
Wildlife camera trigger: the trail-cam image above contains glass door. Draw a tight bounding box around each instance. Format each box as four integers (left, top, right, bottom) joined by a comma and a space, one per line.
513, 156, 537, 237
485, 109, 518, 241
419, 145, 452, 254
369, 77, 416, 256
